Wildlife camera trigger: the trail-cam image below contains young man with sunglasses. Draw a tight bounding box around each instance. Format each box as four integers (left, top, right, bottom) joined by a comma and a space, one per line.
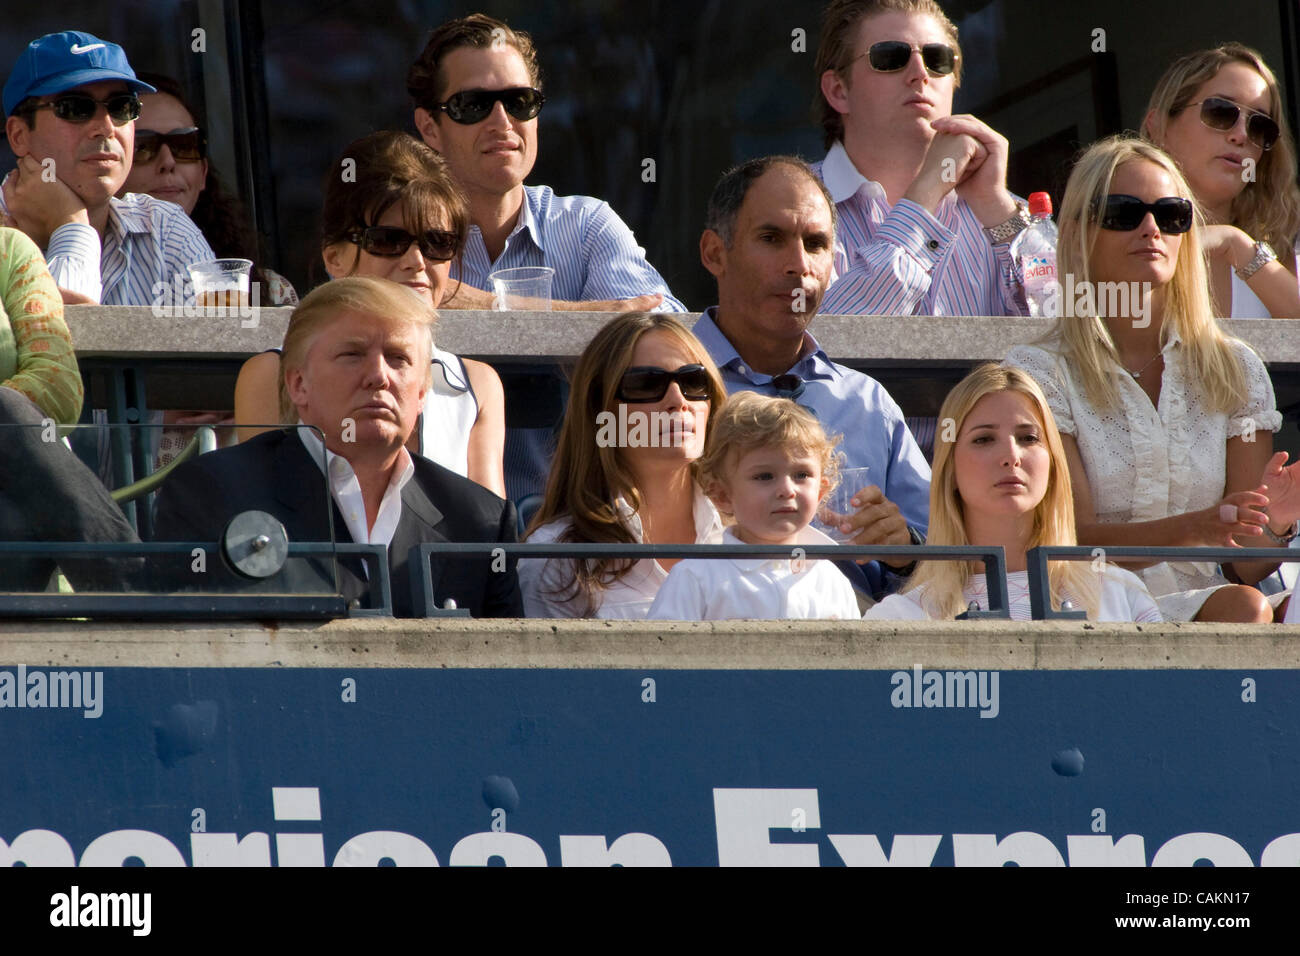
695, 156, 931, 602
812, 0, 1025, 317
1, 31, 213, 305
408, 14, 686, 502
407, 14, 683, 314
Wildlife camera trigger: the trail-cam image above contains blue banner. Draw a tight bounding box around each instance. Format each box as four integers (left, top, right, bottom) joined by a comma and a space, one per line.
1, 666, 1295, 866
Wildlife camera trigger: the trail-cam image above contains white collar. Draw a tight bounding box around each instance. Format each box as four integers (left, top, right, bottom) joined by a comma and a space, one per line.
722, 524, 838, 571
615, 483, 724, 543
820, 140, 887, 205
297, 424, 415, 494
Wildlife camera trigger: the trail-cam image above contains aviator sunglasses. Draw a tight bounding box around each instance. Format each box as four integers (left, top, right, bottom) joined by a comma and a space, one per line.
1186, 96, 1280, 151
26, 92, 141, 126
1096, 194, 1195, 234
616, 365, 711, 403
431, 87, 545, 125
345, 225, 461, 261
860, 40, 958, 77
134, 127, 207, 163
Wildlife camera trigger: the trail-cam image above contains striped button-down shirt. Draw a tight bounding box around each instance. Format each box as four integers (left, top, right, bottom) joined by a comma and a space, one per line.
41, 192, 214, 305
452, 184, 685, 309
813, 141, 1023, 318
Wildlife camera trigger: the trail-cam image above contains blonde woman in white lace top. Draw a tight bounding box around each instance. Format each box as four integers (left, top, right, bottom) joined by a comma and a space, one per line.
1005, 136, 1300, 622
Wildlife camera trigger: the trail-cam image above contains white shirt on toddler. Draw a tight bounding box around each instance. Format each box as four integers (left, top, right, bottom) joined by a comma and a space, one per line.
646, 525, 860, 621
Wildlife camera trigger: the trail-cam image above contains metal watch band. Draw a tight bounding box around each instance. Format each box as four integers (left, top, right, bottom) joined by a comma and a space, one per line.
1235, 240, 1277, 281
983, 202, 1031, 245
1264, 519, 1298, 545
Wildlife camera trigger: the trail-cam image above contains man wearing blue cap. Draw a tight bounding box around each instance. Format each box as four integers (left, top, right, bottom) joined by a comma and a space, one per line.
2, 31, 212, 304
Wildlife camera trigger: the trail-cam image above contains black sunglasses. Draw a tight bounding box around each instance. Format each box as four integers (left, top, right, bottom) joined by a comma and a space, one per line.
862, 40, 958, 77
1187, 96, 1280, 151
617, 365, 711, 403
134, 127, 206, 163
27, 92, 141, 126
345, 225, 460, 261
431, 87, 545, 125
770, 374, 806, 400
1096, 194, 1194, 234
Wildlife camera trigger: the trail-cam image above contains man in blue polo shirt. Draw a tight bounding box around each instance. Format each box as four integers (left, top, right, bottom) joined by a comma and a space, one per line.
696, 155, 931, 598
407, 14, 688, 501
2, 31, 213, 305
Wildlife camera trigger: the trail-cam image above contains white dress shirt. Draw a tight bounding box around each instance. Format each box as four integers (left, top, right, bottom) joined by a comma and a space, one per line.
1005, 332, 1280, 621
298, 426, 414, 547
520, 485, 724, 618
647, 526, 860, 621
865, 567, 1162, 622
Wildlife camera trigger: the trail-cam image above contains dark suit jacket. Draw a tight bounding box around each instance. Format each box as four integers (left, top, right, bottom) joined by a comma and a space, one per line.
150, 429, 522, 617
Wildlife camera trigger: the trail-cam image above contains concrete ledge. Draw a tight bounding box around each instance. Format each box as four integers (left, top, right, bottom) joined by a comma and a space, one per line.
3, 618, 1298, 670
63, 308, 1300, 365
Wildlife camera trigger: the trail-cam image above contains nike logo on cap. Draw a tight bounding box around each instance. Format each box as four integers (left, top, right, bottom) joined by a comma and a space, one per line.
69, 43, 106, 55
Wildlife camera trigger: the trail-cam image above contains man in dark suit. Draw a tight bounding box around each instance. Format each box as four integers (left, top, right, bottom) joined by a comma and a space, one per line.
152, 276, 521, 617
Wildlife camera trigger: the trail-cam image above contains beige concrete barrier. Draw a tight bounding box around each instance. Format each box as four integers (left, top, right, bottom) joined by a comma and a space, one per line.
5, 619, 1298, 671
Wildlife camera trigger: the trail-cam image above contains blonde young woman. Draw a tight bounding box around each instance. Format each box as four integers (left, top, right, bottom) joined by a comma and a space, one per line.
520, 312, 728, 618
1143, 43, 1300, 318
1005, 136, 1300, 623
866, 364, 1160, 622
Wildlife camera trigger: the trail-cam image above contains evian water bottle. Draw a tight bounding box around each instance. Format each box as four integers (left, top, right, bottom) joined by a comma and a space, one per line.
1010, 191, 1058, 317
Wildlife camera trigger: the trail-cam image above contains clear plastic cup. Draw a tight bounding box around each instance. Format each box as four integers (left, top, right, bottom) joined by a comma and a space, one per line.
189, 258, 253, 309
813, 466, 872, 544
490, 266, 555, 311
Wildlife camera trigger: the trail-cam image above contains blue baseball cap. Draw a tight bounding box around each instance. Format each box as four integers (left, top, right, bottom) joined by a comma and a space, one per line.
4, 31, 155, 116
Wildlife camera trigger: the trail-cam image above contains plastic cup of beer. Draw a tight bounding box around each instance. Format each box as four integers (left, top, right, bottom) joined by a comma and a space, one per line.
813, 466, 872, 544
489, 266, 554, 311
189, 258, 253, 309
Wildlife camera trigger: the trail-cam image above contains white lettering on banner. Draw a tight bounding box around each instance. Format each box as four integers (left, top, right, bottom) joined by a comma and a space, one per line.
713, 788, 821, 866
4, 785, 1299, 866
827, 834, 942, 866
559, 833, 672, 867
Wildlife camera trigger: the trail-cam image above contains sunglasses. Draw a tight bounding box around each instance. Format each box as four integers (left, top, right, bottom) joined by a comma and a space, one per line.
134, 127, 206, 163
862, 40, 958, 77
1096, 194, 1195, 234
27, 92, 141, 126
616, 365, 711, 403
431, 87, 545, 125
770, 374, 806, 400
345, 225, 460, 261
1187, 96, 1280, 151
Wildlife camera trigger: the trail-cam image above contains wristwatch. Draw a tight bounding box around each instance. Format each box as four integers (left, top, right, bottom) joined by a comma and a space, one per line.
1264, 519, 1298, 545
983, 201, 1032, 245
1235, 240, 1277, 280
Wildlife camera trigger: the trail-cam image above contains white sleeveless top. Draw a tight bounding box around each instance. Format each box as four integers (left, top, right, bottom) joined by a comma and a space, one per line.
420, 346, 479, 477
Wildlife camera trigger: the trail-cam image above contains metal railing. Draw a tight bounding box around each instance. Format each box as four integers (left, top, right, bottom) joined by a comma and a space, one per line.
1024, 545, 1299, 620
408, 542, 1012, 619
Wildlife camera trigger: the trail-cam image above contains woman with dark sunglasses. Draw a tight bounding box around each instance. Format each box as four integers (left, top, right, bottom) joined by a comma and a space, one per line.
233, 131, 506, 497
121, 74, 297, 307
1005, 136, 1300, 622
1142, 44, 1300, 319
519, 312, 728, 618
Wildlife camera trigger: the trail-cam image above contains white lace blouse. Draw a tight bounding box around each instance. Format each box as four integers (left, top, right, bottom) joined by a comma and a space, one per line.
1004, 330, 1281, 618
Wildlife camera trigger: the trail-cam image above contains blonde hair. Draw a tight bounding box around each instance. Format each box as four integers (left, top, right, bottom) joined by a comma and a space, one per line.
903, 364, 1100, 619
1142, 43, 1300, 259
526, 312, 727, 616
1049, 135, 1248, 412
694, 391, 842, 507
813, 0, 962, 150
280, 276, 435, 421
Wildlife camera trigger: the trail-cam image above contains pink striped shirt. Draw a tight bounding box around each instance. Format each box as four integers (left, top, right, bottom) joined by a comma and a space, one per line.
813, 141, 1025, 317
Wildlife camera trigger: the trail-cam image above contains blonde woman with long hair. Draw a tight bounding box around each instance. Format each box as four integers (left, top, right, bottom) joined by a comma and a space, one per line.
866, 364, 1159, 621
520, 312, 728, 618
1143, 43, 1300, 318
1005, 135, 1300, 623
